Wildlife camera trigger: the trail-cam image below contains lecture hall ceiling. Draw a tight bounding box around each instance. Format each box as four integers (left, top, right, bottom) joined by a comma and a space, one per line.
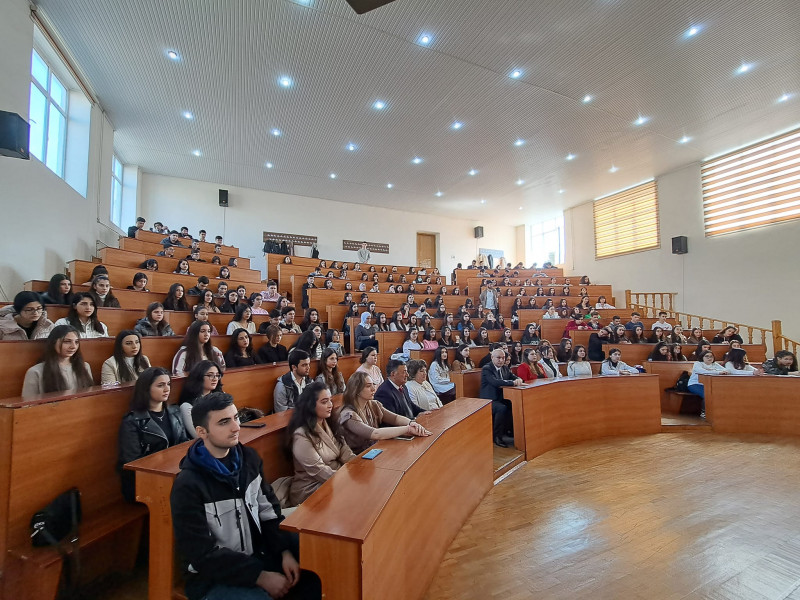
33, 0, 800, 220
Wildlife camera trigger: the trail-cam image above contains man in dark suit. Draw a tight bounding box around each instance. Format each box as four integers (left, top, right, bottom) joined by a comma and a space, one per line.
480, 348, 523, 447
374, 360, 425, 419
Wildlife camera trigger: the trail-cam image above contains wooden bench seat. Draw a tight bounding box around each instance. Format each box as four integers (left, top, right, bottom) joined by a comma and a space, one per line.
132, 230, 241, 260
100, 247, 260, 283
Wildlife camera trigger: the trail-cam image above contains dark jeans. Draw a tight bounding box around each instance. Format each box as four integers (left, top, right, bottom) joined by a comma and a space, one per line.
203, 570, 321, 600
492, 399, 513, 439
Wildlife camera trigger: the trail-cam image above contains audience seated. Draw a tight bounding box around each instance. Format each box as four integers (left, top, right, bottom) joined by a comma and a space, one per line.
315, 348, 346, 394
21, 324, 93, 398
451, 344, 475, 372
280, 306, 302, 334
0, 291, 54, 340
187, 276, 210, 296
762, 350, 799, 376
405, 360, 442, 411
135, 302, 176, 337
374, 360, 425, 419
39, 273, 73, 305
256, 325, 288, 364
164, 283, 190, 312
178, 360, 224, 439
89, 274, 121, 308
724, 348, 757, 375
428, 347, 456, 403
224, 328, 260, 368
687, 350, 728, 417
355, 311, 378, 351
172, 320, 226, 376
337, 371, 430, 455
101, 330, 151, 384
538, 345, 563, 378
54, 292, 109, 338
600, 348, 640, 375
274, 349, 312, 412
288, 382, 355, 506
517, 348, 545, 382
226, 304, 256, 335
567, 345, 592, 377
128, 272, 150, 292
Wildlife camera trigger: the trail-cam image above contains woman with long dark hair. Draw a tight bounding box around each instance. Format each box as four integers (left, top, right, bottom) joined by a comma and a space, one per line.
226, 303, 255, 335
219, 289, 239, 314
135, 302, 176, 337
40, 274, 73, 305
224, 328, 260, 368
178, 360, 224, 438
89, 274, 121, 308
54, 292, 109, 338
428, 346, 456, 403
101, 330, 151, 384
163, 283, 190, 312
517, 348, 546, 382
172, 320, 226, 376
117, 367, 187, 501
127, 272, 150, 292
22, 325, 94, 397
315, 348, 346, 394
287, 382, 355, 505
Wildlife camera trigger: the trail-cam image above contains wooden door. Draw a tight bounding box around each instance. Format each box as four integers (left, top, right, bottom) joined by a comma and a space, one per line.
416, 233, 437, 269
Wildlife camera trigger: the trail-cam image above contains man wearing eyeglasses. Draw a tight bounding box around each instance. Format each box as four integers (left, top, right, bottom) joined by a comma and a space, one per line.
0, 291, 54, 340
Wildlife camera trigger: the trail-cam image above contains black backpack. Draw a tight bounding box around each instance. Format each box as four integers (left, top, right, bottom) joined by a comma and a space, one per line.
673, 371, 690, 392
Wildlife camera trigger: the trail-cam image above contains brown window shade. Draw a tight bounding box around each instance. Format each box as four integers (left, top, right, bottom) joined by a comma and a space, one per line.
702, 128, 800, 237
593, 180, 659, 259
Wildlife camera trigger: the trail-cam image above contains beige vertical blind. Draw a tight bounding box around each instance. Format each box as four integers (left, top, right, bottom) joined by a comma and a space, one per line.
593, 180, 659, 259
702, 127, 800, 236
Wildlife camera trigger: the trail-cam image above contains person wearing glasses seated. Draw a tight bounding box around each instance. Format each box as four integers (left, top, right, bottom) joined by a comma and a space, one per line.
178, 360, 224, 438
0, 291, 54, 340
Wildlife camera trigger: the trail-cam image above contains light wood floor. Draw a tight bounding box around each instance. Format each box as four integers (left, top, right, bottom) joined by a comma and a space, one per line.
424, 432, 800, 600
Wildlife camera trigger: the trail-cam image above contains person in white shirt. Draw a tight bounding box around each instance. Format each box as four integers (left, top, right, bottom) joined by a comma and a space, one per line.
651, 311, 673, 331
595, 295, 616, 309
405, 360, 442, 411
428, 346, 456, 402
567, 345, 593, 377
538, 345, 563, 378
600, 348, 640, 375
687, 350, 728, 417
54, 292, 109, 338
356, 242, 371, 264
22, 325, 94, 398
542, 306, 561, 319
723, 348, 757, 375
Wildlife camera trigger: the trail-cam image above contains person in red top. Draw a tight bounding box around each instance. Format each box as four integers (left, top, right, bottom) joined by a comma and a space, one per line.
562, 315, 589, 338
517, 348, 546, 382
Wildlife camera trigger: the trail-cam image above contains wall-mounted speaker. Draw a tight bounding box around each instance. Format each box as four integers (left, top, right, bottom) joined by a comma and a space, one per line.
474, 226, 484, 239
219, 189, 229, 207
671, 235, 688, 254
0, 110, 30, 159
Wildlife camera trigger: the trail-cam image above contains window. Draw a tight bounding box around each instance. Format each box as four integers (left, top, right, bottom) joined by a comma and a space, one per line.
528, 216, 565, 265
111, 155, 124, 228
29, 49, 68, 177
593, 180, 659, 259
702, 128, 800, 236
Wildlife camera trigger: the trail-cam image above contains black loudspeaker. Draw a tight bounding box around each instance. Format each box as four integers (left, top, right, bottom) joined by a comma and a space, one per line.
474, 226, 484, 239
0, 110, 30, 159
219, 189, 229, 207
343, 0, 397, 14
671, 236, 688, 254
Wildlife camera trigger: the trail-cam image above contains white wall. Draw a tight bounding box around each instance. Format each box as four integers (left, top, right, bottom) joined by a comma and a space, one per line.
564, 162, 800, 342
0, 0, 120, 300
140, 174, 517, 280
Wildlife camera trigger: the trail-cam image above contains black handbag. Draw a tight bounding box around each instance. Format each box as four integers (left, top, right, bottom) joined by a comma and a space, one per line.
30, 488, 82, 598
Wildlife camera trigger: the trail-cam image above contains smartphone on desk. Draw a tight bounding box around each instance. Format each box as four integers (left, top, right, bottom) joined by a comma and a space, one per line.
362, 449, 383, 460
394, 436, 414, 441
240, 422, 266, 428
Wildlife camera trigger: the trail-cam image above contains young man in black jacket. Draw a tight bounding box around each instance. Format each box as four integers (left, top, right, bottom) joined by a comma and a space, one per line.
170, 393, 320, 600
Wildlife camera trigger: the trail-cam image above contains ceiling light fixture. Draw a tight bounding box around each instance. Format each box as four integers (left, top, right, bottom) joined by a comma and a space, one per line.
265, 162, 274, 168
329, 173, 337, 179
412, 157, 423, 164
678, 136, 691, 144
271, 128, 282, 137
278, 76, 293, 88
468, 169, 478, 176
182, 111, 194, 120
192, 149, 201, 157
435, 191, 443, 197
609, 165, 619, 173
480, 199, 486, 204
566, 153, 575, 161
778, 93, 792, 103
684, 25, 701, 38
582, 95, 593, 103
372, 100, 386, 110
347, 143, 357, 152
166, 50, 180, 61
451, 121, 463, 130
634, 116, 649, 126
558, 189, 565, 194
737, 63, 752, 74
514, 139, 525, 146
516, 179, 525, 186
510, 70, 522, 79
386, 183, 393, 189
518, 206, 523, 210
417, 33, 433, 46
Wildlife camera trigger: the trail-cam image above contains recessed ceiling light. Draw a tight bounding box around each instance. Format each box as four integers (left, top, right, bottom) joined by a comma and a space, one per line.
480, 199, 486, 204
386, 183, 393, 189
265, 162, 274, 168
278, 76, 293, 88
685, 25, 701, 38
271, 128, 282, 137
519, 206, 523, 211
777, 93, 792, 103
634, 116, 649, 126
166, 50, 180, 61
516, 179, 525, 186
372, 100, 386, 110
510, 70, 522, 79
192, 149, 201, 157
582, 95, 593, 103
468, 169, 478, 176
514, 139, 525, 147
417, 33, 433, 46
347, 143, 357, 152
435, 191, 443, 197
678, 136, 691, 144
451, 121, 463, 130
292, 0, 313, 5
566, 153, 576, 161
412, 157, 423, 164
609, 165, 619, 173
329, 173, 337, 179
737, 63, 752, 74
558, 189, 565, 194
182, 111, 194, 120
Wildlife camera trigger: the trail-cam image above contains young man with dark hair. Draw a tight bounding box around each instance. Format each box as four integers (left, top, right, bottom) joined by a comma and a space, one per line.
215, 235, 224, 246
280, 307, 301, 334
216, 282, 229, 298
179, 226, 193, 239
170, 392, 321, 600
374, 360, 425, 419
156, 245, 176, 258
652, 311, 673, 331
356, 242, 371, 264
187, 276, 210, 296
151, 221, 163, 233
300, 275, 315, 310
274, 350, 311, 412
187, 248, 206, 262
162, 230, 189, 249
198, 229, 207, 242
128, 217, 145, 238
625, 312, 642, 330
260, 280, 280, 302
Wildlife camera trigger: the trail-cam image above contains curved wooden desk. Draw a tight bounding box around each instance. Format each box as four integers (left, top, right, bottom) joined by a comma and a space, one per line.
503, 374, 662, 459
280, 397, 493, 600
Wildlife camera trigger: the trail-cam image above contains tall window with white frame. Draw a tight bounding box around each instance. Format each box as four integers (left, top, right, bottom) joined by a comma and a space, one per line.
528, 216, 565, 266
111, 155, 124, 228
29, 49, 68, 177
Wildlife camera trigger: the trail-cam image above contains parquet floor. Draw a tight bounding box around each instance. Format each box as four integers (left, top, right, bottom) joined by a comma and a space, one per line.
424, 433, 800, 600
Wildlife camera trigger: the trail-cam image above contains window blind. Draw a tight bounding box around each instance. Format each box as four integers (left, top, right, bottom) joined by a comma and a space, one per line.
593, 180, 659, 259
702, 128, 800, 236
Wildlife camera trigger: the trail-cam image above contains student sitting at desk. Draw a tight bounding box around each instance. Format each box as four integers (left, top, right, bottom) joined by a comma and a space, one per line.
600, 348, 640, 375
338, 371, 430, 454
288, 382, 355, 506
762, 350, 800, 376
21, 325, 93, 398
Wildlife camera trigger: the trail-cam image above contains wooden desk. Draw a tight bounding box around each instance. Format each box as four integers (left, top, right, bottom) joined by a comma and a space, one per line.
702, 374, 800, 435
100, 247, 259, 283
503, 374, 662, 459
281, 398, 492, 600
133, 230, 240, 259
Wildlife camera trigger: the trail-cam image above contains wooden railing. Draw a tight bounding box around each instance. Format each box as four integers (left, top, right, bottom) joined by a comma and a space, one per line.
624, 291, 799, 356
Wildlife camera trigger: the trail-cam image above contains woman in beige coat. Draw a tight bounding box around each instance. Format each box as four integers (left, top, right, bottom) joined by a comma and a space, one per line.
287, 381, 356, 506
